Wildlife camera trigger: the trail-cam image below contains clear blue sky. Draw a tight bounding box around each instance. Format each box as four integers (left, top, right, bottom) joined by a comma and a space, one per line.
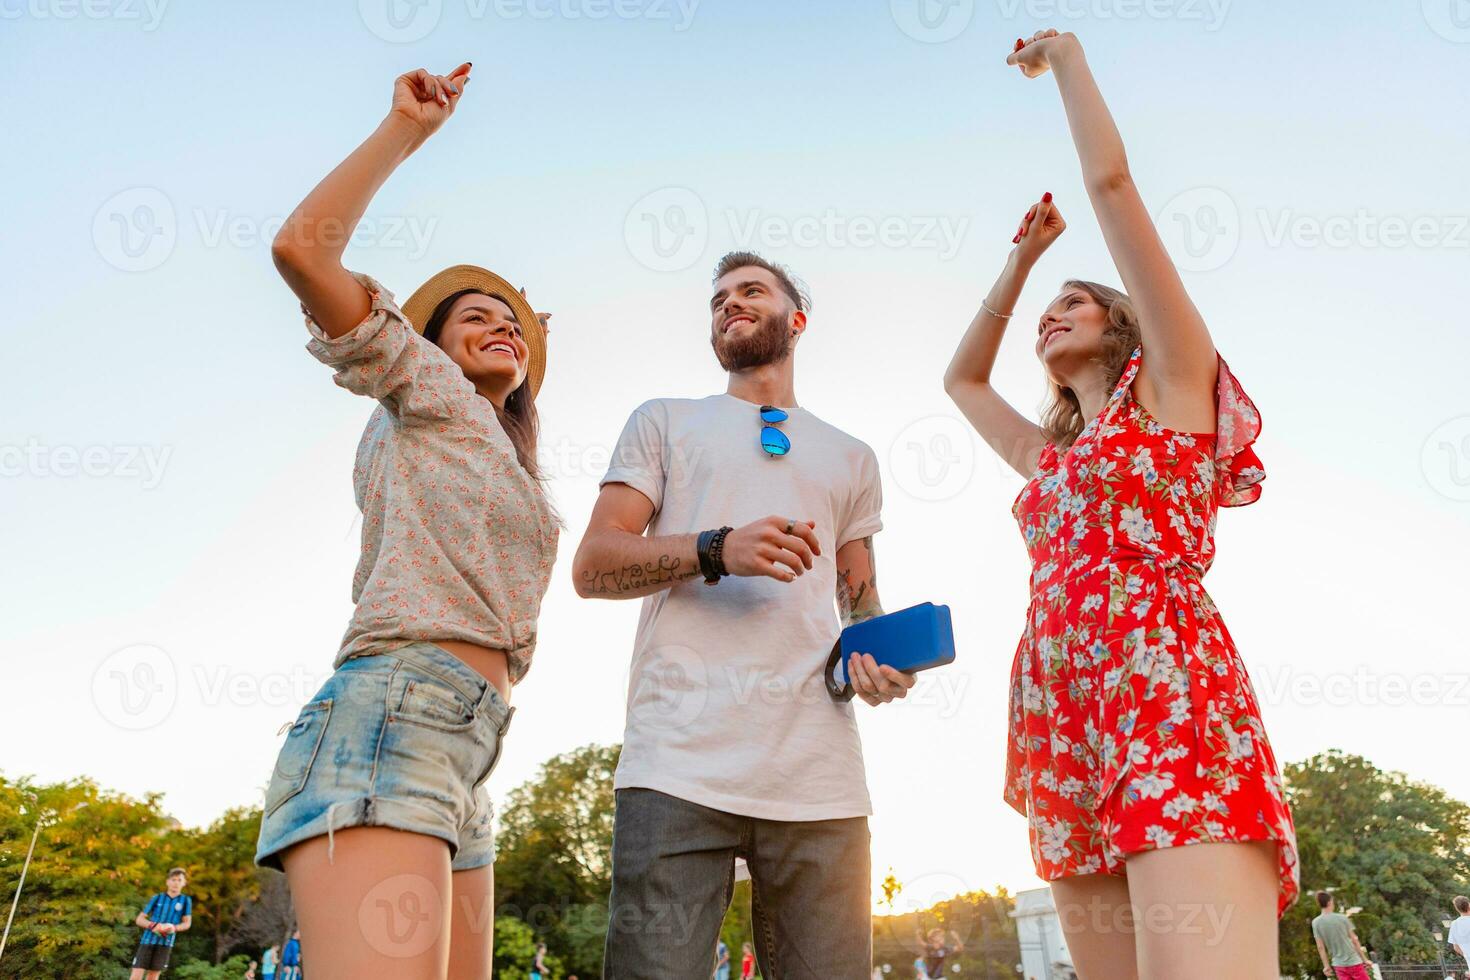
4, 0, 1469, 903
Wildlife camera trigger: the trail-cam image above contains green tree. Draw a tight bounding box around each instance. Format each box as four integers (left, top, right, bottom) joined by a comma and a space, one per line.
169, 806, 266, 963
717, 878, 754, 972
1279, 751, 1470, 976
493, 915, 566, 979
171, 953, 253, 979
872, 887, 1020, 978
493, 743, 619, 978
1, 775, 173, 978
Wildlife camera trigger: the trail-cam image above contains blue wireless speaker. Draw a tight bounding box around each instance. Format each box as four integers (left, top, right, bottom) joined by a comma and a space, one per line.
824, 602, 955, 702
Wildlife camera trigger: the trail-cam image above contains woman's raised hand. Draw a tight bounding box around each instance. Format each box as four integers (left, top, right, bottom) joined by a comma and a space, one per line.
1012, 192, 1065, 261
390, 63, 472, 140
1006, 29, 1079, 79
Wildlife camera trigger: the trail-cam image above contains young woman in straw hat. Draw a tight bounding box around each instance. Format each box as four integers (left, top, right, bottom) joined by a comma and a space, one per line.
944, 30, 1297, 979
254, 62, 558, 979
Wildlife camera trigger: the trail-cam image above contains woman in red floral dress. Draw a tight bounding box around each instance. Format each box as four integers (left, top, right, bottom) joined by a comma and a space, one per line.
944, 30, 1298, 979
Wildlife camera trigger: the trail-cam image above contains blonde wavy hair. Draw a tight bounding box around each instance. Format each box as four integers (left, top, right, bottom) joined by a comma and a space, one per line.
1039, 279, 1143, 449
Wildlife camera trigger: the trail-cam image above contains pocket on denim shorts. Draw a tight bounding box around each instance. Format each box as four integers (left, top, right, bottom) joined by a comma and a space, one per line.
391, 676, 477, 733
264, 698, 332, 816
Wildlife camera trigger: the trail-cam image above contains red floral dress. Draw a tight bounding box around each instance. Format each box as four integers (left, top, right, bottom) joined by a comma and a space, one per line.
1007, 347, 1299, 914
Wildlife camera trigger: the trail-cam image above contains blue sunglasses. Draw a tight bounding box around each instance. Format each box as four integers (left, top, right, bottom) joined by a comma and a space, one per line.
760, 405, 791, 457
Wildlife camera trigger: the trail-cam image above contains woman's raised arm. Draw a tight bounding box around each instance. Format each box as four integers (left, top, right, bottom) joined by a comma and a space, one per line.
944, 194, 1065, 478
1008, 33, 1220, 410
270, 64, 471, 339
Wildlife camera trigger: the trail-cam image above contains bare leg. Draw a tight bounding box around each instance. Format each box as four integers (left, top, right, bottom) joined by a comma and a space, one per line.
1050, 873, 1139, 980
447, 864, 494, 980
280, 826, 454, 980
1124, 840, 1279, 980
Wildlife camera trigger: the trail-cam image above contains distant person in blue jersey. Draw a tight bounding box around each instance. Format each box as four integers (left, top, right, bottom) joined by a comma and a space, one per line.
280, 929, 302, 980
129, 867, 192, 979
260, 943, 279, 980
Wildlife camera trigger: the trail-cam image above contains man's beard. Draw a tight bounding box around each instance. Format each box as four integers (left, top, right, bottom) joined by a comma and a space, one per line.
711, 311, 791, 372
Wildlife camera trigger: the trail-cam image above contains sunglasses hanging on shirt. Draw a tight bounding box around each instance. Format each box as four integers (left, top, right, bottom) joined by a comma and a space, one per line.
760, 405, 791, 458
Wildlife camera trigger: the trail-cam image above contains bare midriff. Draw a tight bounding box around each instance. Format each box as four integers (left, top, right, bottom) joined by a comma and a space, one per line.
434, 639, 513, 705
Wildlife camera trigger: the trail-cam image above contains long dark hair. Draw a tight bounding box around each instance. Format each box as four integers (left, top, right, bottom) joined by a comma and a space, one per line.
422, 288, 544, 481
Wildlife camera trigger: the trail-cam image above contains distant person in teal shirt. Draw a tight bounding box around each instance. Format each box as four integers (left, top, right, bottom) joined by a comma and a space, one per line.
1311, 891, 1372, 980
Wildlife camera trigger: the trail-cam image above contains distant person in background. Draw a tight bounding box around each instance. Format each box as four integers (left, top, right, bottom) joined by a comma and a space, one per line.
260, 944, 278, 980
918, 926, 963, 977
1449, 895, 1470, 972
280, 929, 302, 980
530, 942, 548, 980
1311, 892, 1372, 979
740, 942, 755, 979
244, 961, 258, 979
714, 938, 731, 980
129, 867, 193, 980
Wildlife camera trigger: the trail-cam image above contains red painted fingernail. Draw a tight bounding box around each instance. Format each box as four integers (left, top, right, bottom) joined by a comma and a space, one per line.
1015, 38, 1023, 49
1042, 191, 1053, 203
1026, 209, 1036, 220
1012, 235, 1021, 243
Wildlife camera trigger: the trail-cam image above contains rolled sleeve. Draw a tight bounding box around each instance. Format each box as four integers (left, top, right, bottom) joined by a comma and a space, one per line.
304, 271, 467, 421
600, 402, 667, 514
838, 445, 883, 547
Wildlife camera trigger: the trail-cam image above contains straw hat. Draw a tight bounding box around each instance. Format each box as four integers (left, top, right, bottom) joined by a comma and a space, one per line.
401, 264, 547, 398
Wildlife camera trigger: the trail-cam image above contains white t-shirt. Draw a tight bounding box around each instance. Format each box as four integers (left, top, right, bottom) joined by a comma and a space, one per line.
601, 393, 884, 820
1450, 915, 1470, 958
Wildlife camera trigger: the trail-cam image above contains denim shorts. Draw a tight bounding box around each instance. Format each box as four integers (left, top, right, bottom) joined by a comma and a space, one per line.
254, 641, 514, 873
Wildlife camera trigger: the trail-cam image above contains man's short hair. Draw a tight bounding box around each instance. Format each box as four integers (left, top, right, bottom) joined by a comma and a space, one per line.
712, 251, 809, 313
1316, 890, 1333, 909
1455, 895, 1470, 914
167, 867, 187, 879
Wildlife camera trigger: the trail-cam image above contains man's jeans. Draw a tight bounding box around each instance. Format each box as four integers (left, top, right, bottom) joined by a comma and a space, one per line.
604, 788, 872, 979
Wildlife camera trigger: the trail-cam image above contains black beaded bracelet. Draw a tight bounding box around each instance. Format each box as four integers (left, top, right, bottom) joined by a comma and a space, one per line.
698, 526, 734, 584
696, 528, 718, 582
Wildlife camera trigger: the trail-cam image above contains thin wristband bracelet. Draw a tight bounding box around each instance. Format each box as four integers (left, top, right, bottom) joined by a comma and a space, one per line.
981, 299, 1013, 319
705, 526, 733, 583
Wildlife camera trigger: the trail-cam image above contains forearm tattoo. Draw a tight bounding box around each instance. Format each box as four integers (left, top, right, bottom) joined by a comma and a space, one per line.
581, 553, 701, 596
837, 536, 882, 627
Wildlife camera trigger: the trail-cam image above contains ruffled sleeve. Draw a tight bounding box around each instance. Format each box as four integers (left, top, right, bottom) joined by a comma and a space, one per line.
1213, 355, 1266, 507
303, 271, 468, 421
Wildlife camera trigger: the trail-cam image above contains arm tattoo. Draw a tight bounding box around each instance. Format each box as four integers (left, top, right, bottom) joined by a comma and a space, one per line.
837, 535, 883, 627
580, 553, 700, 596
